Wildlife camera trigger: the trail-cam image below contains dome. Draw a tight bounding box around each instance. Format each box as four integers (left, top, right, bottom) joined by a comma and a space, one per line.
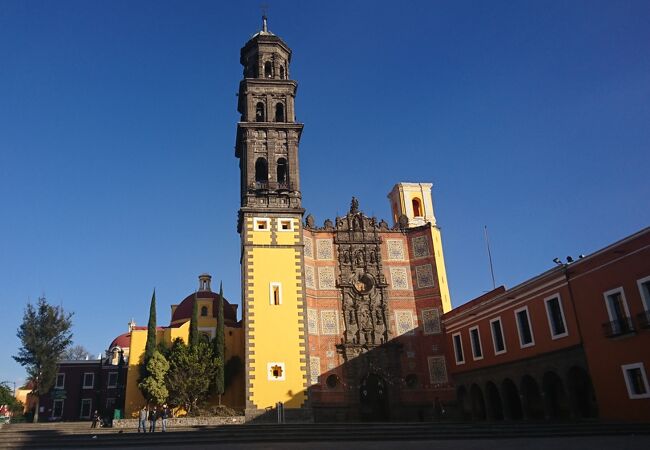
171, 291, 238, 326
109, 332, 131, 349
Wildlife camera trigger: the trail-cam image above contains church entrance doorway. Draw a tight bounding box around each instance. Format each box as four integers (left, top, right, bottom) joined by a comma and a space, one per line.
359, 373, 388, 421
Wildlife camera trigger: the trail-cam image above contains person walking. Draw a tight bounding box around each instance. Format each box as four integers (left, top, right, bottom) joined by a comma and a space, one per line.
160, 404, 169, 432
91, 410, 100, 428
148, 406, 157, 433
138, 405, 148, 433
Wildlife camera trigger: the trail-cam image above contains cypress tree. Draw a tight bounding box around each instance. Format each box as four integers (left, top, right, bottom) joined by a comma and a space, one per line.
144, 290, 157, 365
213, 282, 225, 402
188, 292, 199, 348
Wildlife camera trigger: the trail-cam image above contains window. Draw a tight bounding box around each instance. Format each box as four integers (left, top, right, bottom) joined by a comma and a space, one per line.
264, 61, 273, 78
469, 326, 483, 360
106, 398, 116, 411
80, 399, 92, 419
55, 373, 65, 389
255, 157, 268, 184
254, 218, 270, 231
277, 158, 288, 185
267, 362, 285, 381
515, 306, 535, 348
603, 287, 633, 336
270, 282, 282, 305
490, 317, 506, 355
545, 295, 568, 339
82, 373, 95, 389
255, 102, 265, 122
326, 374, 339, 389
621, 363, 650, 399
52, 399, 64, 418
637, 276, 650, 310
277, 218, 293, 231
412, 197, 422, 217
279, 65, 286, 79
201, 305, 208, 317
107, 372, 118, 388
275, 103, 285, 122
452, 332, 464, 365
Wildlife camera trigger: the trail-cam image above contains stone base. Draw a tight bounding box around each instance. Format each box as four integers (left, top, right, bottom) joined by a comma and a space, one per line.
245, 407, 313, 424
112, 416, 245, 428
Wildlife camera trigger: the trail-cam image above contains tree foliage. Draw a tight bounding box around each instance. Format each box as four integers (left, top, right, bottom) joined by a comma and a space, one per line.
13, 297, 73, 422
166, 338, 221, 414
213, 282, 225, 399
61, 344, 91, 360
188, 293, 199, 348
224, 355, 243, 389
144, 290, 157, 364
138, 350, 169, 405
0, 383, 24, 416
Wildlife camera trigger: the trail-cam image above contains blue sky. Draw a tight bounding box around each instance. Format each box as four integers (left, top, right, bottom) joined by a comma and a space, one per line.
1, 0, 649, 386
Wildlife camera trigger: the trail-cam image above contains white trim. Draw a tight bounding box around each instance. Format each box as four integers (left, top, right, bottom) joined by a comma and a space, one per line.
469, 326, 483, 361
544, 294, 569, 339
489, 316, 507, 355
514, 306, 535, 348
80, 398, 92, 419
52, 399, 64, 418
267, 362, 286, 381
277, 217, 295, 232
621, 362, 650, 399
269, 282, 282, 306
82, 372, 95, 389
253, 217, 271, 231
603, 287, 631, 322
637, 276, 650, 311
452, 332, 465, 365
55, 373, 65, 389
107, 372, 118, 389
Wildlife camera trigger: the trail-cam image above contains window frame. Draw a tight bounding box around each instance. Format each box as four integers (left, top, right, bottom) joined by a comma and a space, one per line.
253, 218, 271, 231
55, 373, 65, 389
82, 372, 95, 389
52, 399, 64, 418
107, 372, 118, 389
544, 294, 569, 339
469, 326, 483, 360
514, 306, 535, 348
489, 316, 507, 355
267, 362, 286, 381
79, 398, 92, 419
452, 332, 465, 365
269, 282, 282, 306
277, 218, 294, 232
621, 362, 650, 399
603, 287, 631, 322
637, 276, 650, 311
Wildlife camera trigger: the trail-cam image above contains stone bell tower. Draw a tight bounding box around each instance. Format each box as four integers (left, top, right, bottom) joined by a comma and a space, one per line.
234, 17, 310, 420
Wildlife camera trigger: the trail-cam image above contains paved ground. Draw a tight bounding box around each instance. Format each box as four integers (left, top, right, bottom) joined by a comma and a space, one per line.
110, 435, 650, 450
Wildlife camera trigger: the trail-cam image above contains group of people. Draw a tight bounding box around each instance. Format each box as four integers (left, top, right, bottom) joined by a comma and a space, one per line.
138, 404, 170, 433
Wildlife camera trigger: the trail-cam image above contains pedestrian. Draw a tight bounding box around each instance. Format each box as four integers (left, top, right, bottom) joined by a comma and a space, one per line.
91, 410, 100, 428
160, 404, 169, 432
148, 406, 157, 433
138, 405, 148, 433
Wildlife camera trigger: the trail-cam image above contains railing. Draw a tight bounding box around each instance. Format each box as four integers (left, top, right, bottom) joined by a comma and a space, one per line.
249, 181, 293, 191
637, 310, 650, 329
602, 317, 635, 338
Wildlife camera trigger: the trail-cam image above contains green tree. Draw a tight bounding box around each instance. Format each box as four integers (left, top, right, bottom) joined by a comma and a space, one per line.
166, 338, 220, 415
138, 350, 169, 405
212, 282, 225, 403
0, 382, 24, 417
144, 290, 157, 364
13, 297, 73, 422
188, 292, 199, 348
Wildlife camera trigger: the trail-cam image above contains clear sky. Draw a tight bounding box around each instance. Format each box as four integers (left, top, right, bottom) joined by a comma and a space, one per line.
1, 0, 649, 387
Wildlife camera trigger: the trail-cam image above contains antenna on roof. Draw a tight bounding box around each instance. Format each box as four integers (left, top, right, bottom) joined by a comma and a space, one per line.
484, 225, 496, 290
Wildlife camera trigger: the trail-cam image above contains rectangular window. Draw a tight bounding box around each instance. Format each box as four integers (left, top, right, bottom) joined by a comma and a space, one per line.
545, 295, 568, 339
621, 363, 650, 399
603, 287, 633, 335
52, 399, 64, 418
82, 373, 94, 389
452, 332, 464, 365
469, 326, 483, 360
80, 399, 92, 419
107, 372, 118, 388
637, 276, 650, 311
55, 373, 65, 389
490, 317, 506, 355
254, 218, 270, 231
277, 218, 294, 231
515, 306, 535, 348
269, 282, 282, 306
267, 362, 286, 381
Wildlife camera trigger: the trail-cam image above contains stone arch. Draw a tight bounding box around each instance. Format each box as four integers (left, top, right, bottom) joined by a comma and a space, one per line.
470, 383, 487, 420
521, 375, 544, 420
264, 61, 273, 78
412, 197, 422, 217
255, 157, 268, 184
255, 102, 265, 122
485, 381, 504, 420
567, 366, 598, 418
279, 64, 286, 79
276, 157, 288, 185
275, 102, 285, 122
501, 378, 523, 420
457, 385, 471, 420
543, 371, 570, 420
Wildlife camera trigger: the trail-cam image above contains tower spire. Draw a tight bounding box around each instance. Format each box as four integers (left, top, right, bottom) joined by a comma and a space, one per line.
262, 15, 268, 33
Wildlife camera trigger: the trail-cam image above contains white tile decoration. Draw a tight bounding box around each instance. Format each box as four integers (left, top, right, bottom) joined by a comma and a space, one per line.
305, 265, 315, 289
309, 357, 320, 385
304, 236, 313, 258
387, 239, 405, 260
422, 308, 441, 335
320, 310, 340, 335
395, 310, 415, 335
389, 266, 409, 290
318, 266, 336, 289
415, 264, 435, 288
412, 235, 430, 258
316, 239, 333, 260
428, 356, 448, 384
307, 308, 318, 335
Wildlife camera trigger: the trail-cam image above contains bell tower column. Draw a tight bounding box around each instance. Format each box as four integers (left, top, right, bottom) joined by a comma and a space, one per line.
234, 17, 311, 420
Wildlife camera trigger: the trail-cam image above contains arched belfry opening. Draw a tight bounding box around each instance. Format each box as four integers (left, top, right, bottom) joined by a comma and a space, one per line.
412, 197, 422, 217
255, 102, 265, 122
264, 61, 273, 78
275, 103, 285, 122
277, 158, 288, 185
279, 65, 285, 79
255, 157, 268, 185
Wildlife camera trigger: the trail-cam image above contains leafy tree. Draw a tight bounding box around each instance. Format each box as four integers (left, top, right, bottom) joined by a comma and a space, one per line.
166, 338, 220, 415
144, 290, 157, 363
13, 297, 73, 422
138, 350, 169, 405
212, 282, 225, 402
0, 382, 24, 417
188, 293, 199, 348
61, 344, 91, 360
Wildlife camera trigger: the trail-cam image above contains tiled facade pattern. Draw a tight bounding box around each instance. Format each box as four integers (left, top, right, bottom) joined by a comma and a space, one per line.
415, 264, 435, 289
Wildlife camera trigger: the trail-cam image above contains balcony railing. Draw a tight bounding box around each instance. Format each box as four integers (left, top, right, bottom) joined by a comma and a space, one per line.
602, 317, 635, 338
249, 181, 293, 192
637, 310, 650, 329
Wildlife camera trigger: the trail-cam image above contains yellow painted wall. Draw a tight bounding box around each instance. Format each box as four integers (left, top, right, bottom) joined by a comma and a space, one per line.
430, 227, 452, 313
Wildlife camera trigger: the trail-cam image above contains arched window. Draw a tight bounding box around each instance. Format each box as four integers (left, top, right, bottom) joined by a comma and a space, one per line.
412, 198, 422, 217
264, 61, 273, 78
255, 157, 268, 184
255, 102, 265, 122
277, 158, 288, 185
201, 306, 208, 317
275, 103, 285, 122
279, 65, 285, 79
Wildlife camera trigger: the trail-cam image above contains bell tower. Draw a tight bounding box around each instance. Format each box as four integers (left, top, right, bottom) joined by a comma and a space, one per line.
234, 17, 310, 420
